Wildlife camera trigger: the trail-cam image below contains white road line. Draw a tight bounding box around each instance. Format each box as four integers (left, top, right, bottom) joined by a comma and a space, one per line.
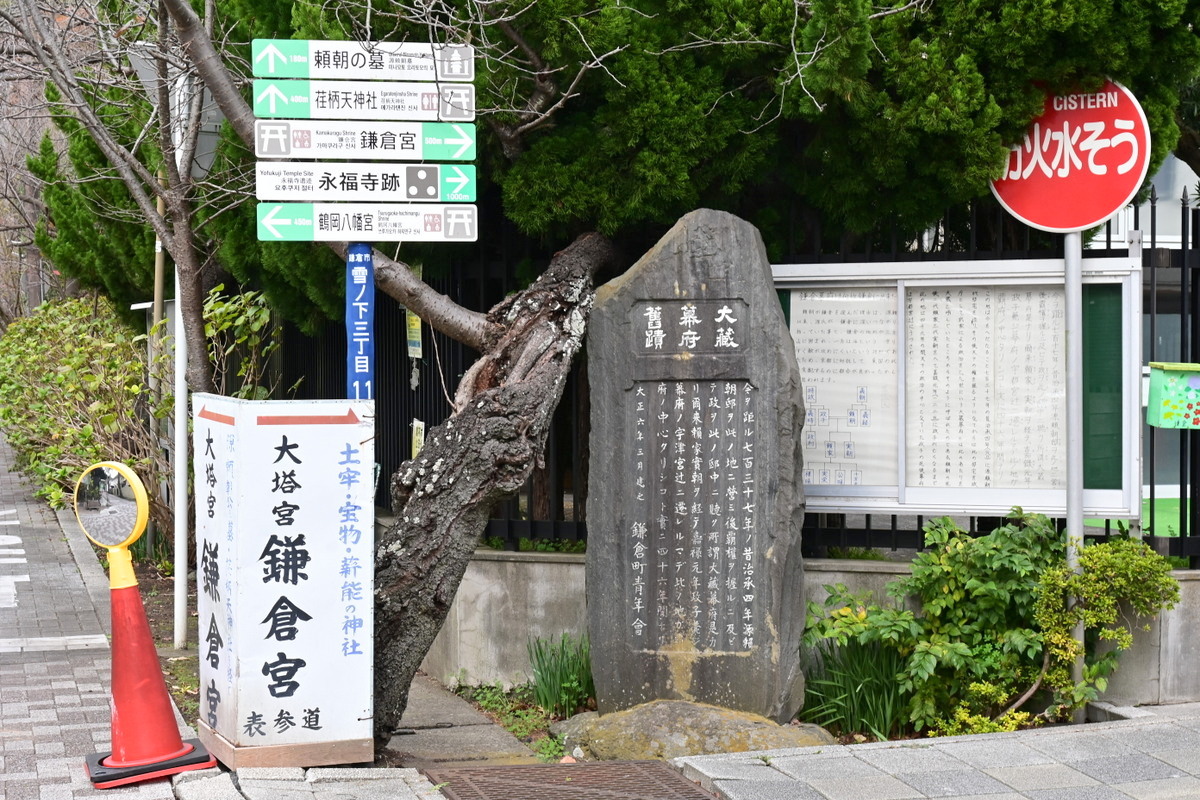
0, 574, 30, 607
0, 634, 109, 651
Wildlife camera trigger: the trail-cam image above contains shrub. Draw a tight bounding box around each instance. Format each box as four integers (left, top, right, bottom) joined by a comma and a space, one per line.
1036, 537, 1180, 711
203, 284, 286, 399
804, 509, 1178, 735
0, 295, 171, 532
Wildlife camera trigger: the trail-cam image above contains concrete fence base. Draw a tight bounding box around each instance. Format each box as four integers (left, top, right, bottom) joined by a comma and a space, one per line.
416, 549, 1199, 708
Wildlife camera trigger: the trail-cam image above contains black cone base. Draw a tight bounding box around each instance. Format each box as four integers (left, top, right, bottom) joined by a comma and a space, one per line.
85, 738, 217, 789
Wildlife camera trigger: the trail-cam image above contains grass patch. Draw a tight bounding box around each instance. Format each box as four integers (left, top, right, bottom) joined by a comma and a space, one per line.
528, 633, 594, 718
456, 683, 565, 761
799, 638, 910, 741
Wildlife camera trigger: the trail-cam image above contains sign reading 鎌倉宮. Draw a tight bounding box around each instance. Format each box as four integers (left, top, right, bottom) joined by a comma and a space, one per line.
193, 395, 375, 768
586, 209, 807, 723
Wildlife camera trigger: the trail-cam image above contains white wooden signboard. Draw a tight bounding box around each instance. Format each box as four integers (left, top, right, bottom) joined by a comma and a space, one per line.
773, 256, 1142, 518
193, 394, 375, 767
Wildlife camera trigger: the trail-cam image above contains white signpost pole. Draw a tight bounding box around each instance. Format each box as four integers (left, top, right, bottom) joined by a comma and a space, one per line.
1063, 230, 1086, 718
991, 79, 1151, 721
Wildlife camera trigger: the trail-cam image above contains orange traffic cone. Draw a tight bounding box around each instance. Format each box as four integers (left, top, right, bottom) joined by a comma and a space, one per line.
85, 549, 216, 788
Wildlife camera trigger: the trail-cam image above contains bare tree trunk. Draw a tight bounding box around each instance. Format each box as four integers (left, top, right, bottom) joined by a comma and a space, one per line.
373, 232, 617, 740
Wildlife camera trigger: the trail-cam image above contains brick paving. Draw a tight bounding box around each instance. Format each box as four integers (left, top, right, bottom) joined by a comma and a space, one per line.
0, 433, 174, 800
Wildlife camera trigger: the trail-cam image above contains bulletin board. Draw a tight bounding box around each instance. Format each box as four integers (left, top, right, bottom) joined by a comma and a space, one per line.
773, 256, 1142, 519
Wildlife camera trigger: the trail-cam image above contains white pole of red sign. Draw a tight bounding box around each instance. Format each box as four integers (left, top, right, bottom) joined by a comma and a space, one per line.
991, 79, 1150, 719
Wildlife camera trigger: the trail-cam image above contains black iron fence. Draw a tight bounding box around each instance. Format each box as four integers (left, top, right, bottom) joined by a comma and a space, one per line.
803, 189, 1200, 562
279, 192, 1200, 558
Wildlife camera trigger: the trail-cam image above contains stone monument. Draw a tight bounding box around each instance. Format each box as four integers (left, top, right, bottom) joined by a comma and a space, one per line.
587, 209, 806, 723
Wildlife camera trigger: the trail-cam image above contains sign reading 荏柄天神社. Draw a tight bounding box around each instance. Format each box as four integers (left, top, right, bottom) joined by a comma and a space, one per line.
193, 394, 375, 768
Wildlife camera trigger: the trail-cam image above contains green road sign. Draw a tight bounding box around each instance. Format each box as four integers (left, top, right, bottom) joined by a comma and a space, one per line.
255, 163, 476, 203
252, 40, 474, 82
257, 203, 478, 242
253, 79, 474, 122
253, 120, 475, 161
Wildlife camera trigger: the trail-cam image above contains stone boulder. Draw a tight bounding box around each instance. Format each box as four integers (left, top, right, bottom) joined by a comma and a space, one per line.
550, 700, 834, 761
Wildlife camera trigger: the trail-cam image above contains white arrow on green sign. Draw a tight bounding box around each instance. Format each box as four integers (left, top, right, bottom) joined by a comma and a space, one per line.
256, 163, 476, 202
253, 79, 475, 121
252, 39, 474, 82
254, 120, 475, 160
257, 203, 478, 242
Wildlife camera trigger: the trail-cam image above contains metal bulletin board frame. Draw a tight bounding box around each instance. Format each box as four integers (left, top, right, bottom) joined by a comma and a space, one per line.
773, 255, 1142, 519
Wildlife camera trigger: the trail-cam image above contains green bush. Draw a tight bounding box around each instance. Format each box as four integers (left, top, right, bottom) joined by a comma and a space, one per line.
1036, 537, 1179, 710
527, 633, 594, 718
0, 295, 171, 531
203, 284, 287, 399
804, 509, 1178, 734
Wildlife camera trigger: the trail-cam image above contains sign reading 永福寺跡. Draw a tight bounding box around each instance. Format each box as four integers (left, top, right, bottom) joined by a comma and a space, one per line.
193, 395, 375, 755
256, 163, 475, 203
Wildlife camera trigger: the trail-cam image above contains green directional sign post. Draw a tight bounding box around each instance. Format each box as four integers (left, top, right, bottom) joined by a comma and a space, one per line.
252, 39, 474, 82
257, 203, 478, 242
256, 163, 476, 202
253, 79, 475, 121
252, 38, 479, 245
253, 120, 475, 161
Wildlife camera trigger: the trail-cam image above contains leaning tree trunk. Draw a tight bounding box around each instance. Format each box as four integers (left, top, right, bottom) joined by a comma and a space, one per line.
372, 232, 618, 742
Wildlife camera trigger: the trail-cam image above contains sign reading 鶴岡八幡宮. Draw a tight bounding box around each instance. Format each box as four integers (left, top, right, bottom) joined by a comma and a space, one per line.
990, 79, 1151, 233
193, 395, 375, 768
257, 202, 477, 242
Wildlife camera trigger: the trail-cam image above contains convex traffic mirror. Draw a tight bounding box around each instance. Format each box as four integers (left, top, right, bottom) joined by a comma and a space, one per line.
74, 462, 149, 551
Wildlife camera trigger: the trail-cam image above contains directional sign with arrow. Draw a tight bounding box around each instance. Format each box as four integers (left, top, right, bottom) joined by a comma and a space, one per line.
254, 120, 475, 161
253, 79, 475, 121
256, 163, 476, 202
257, 203, 478, 242
252, 39, 474, 82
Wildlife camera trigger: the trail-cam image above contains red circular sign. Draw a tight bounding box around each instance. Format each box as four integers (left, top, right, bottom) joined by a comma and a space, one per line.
990, 79, 1150, 233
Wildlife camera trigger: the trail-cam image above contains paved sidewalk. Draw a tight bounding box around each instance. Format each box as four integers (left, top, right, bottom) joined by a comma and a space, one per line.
0, 433, 179, 800
0, 435, 447, 800
676, 705, 1200, 800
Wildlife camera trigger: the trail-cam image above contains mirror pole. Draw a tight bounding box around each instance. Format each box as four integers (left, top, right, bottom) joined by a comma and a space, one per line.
107, 546, 137, 590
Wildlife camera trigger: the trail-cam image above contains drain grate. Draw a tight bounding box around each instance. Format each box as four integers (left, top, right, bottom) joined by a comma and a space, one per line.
422, 761, 718, 800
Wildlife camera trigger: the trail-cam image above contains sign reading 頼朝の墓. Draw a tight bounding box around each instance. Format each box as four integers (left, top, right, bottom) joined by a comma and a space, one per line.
193, 395, 375, 765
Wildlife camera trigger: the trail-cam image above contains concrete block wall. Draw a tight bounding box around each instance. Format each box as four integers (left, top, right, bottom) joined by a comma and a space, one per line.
419, 549, 588, 689
418, 554, 913, 689
418, 549, 1200, 709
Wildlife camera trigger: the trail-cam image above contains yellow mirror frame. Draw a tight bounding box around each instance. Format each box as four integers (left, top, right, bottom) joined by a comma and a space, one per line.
73, 462, 149, 590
